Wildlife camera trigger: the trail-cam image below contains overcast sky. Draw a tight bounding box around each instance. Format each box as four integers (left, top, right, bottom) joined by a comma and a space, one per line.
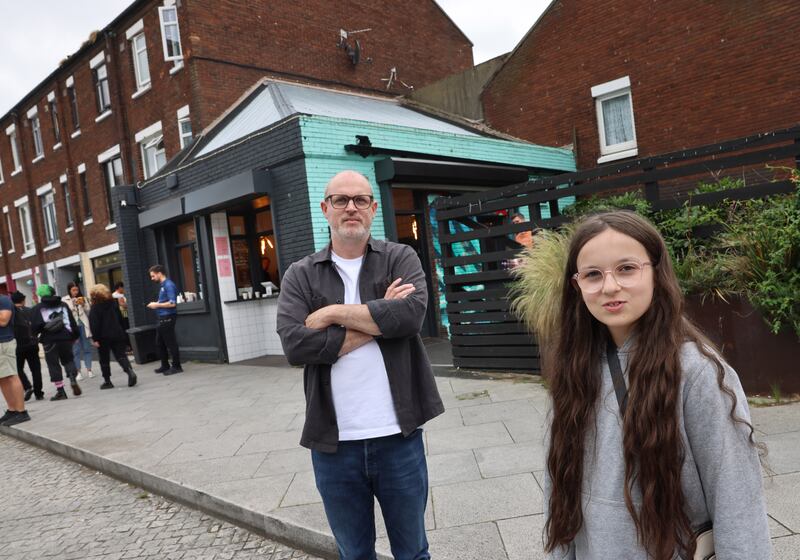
0, 0, 551, 116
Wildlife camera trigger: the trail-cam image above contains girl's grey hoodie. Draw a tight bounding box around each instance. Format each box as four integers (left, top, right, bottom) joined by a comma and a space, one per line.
545, 340, 771, 559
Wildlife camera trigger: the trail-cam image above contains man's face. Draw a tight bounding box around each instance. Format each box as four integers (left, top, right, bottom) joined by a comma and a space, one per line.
321, 174, 377, 242
150, 272, 161, 283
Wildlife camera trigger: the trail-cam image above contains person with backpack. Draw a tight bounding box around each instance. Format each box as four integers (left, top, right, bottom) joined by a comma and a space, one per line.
88, 283, 137, 389
30, 284, 82, 401
10, 291, 43, 401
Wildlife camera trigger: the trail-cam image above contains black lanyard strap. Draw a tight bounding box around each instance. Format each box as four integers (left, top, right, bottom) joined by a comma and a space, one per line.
606, 341, 628, 416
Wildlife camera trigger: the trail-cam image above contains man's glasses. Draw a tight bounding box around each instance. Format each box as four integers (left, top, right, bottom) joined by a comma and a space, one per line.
325, 194, 374, 210
572, 260, 653, 294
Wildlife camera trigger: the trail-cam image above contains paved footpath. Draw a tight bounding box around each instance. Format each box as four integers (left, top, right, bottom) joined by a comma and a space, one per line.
0, 433, 321, 560
2, 361, 799, 559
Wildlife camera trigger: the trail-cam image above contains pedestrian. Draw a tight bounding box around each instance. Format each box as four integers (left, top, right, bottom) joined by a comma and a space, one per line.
277, 170, 442, 560
62, 282, 94, 380
147, 265, 181, 375
10, 291, 44, 401
542, 211, 769, 559
88, 283, 137, 389
112, 281, 130, 333
30, 285, 82, 401
0, 292, 31, 427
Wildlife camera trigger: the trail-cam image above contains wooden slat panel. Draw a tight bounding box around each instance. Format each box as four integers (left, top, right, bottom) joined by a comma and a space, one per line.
442, 249, 520, 267
653, 180, 796, 211
448, 312, 516, 323
452, 345, 537, 357
451, 334, 535, 346
447, 299, 511, 312
449, 322, 529, 334
443, 270, 509, 284
445, 288, 510, 302
453, 356, 540, 370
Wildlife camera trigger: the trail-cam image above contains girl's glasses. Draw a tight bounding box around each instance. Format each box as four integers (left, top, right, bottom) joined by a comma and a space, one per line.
572, 261, 652, 293
325, 194, 374, 210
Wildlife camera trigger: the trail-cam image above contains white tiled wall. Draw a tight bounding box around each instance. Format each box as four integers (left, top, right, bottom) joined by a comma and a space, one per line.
211, 212, 285, 362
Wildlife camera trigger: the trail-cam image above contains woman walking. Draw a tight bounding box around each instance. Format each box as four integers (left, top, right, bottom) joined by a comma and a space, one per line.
63, 282, 93, 380
88, 284, 136, 389
30, 285, 81, 401
542, 211, 769, 559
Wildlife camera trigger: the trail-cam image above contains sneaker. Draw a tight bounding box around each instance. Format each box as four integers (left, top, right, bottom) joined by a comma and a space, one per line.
99, 380, 114, 390
2, 410, 31, 427
70, 381, 82, 397
126, 370, 138, 387
35, 392, 45, 401
154, 366, 170, 374
50, 388, 68, 401
0, 410, 14, 423
87, 370, 95, 379
163, 366, 183, 376
171, 365, 183, 373
24, 388, 34, 402
76, 372, 84, 381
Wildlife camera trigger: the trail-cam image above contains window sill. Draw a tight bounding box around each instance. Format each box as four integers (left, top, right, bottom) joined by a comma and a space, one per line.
21, 250, 36, 259
105, 223, 117, 230
176, 300, 207, 314
131, 85, 152, 99
7, 250, 14, 255
31, 154, 45, 164
95, 110, 113, 124
65, 226, 75, 233
71, 130, 81, 139
44, 242, 61, 252
223, 294, 279, 304
53, 142, 62, 151
169, 61, 184, 75
83, 218, 94, 226
11, 169, 22, 177
597, 147, 638, 164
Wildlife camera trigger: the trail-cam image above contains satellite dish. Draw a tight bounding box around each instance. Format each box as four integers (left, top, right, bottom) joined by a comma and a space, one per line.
346, 40, 361, 65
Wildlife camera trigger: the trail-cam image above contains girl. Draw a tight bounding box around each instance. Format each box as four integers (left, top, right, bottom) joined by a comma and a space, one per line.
543, 211, 770, 559
62, 282, 93, 379
88, 284, 136, 389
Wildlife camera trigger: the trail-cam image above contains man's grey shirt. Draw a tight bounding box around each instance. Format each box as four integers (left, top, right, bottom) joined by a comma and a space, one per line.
277, 238, 444, 452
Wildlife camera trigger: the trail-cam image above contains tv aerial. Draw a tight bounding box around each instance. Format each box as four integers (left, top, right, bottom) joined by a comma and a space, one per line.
338, 28, 371, 66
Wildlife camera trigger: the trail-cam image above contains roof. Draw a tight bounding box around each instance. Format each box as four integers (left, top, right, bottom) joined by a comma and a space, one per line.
195, 81, 481, 157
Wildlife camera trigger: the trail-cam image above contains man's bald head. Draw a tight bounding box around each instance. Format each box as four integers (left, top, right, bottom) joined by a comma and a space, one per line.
324, 171, 373, 198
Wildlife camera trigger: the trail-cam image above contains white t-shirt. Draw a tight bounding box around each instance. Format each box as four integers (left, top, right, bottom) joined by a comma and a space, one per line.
330, 251, 401, 441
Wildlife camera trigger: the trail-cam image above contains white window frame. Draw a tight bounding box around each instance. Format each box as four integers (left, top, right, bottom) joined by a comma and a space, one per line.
28, 106, 44, 160
0, 154, 4, 184
158, 5, 183, 62
131, 31, 151, 92
177, 105, 192, 149
66, 75, 81, 133
100, 150, 123, 225
38, 183, 59, 247
6, 125, 22, 173
591, 76, 638, 163
135, 121, 166, 179
48, 91, 62, 148
15, 197, 35, 255
3, 207, 14, 253
59, 174, 74, 230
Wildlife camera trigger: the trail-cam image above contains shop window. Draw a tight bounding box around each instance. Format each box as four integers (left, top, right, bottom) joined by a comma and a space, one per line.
175, 220, 203, 301
227, 196, 279, 298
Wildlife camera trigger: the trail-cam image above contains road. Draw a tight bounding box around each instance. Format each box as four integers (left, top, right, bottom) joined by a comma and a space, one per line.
0, 434, 323, 560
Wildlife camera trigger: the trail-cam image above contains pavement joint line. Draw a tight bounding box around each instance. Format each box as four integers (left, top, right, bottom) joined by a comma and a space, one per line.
0, 424, 392, 560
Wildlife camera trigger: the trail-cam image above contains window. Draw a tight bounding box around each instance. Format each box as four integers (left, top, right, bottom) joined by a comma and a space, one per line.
40, 189, 59, 246
227, 196, 280, 298
4, 210, 14, 253
67, 84, 80, 131
79, 167, 92, 220
93, 63, 111, 114
102, 156, 123, 224
60, 176, 74, 228
49, 98, 61, 145
141, 135, 166, 179
591, 76, 637, 163
158, 6, 183, 61
0, 156, 4, 183
174, 219, 202, 300
7, 127, 22, 172
131, 33, 151, 90
30, 114, 44, 159
17, 202, 35, 253
177, 105, 192, 149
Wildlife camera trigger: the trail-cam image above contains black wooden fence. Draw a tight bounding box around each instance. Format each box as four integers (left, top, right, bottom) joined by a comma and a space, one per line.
435, 125, 800, 372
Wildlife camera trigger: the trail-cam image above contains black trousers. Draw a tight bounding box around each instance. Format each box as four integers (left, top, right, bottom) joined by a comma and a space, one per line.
98, 340, 133, 380
156, 316, 180, 368
16, 345, 43, 395
43, 341, 79, 384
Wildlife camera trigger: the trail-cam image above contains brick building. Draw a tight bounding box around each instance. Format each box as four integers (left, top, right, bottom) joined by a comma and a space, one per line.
0, 0, 474, 299
481, 0, 800, 170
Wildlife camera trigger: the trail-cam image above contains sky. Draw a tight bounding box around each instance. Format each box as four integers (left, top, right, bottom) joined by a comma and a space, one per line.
0, 0, 552, 116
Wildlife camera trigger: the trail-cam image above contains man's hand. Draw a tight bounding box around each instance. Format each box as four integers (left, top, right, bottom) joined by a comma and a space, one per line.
385, 278, 415, 300
92, 341, 100, 348
146, 302, 158, 309
305, 306, 335, 330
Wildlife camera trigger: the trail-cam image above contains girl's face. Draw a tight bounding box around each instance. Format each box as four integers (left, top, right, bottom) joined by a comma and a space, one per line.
575, 228, 655, 347
70, 286, 79, 297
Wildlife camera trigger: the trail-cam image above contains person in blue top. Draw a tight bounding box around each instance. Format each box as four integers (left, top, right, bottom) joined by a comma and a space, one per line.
147, 264, 182, 375
0, 293, 30, 426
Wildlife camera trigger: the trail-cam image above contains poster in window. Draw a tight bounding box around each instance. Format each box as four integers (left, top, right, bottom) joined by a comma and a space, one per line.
217, 257, 232, 277
214, 236, 229, 256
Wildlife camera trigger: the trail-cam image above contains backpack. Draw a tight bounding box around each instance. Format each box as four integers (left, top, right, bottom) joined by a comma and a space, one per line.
43, 309, 66, 334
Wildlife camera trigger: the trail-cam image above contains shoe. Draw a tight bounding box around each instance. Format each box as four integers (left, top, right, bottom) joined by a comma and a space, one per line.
70, 381, 82, 397
50, 388, 68, 401
87, 370, 95, 379
35, 392, 45, 401
24, 388, 34, 402
99, 380, 114, 390
0, 410, 13, 423
126, 369, 137, 387
2, 410, 31, 427
171, 365, 183, 373
163, 366, 183, 376
76, 372, 84, 381
154, 366, 170, 374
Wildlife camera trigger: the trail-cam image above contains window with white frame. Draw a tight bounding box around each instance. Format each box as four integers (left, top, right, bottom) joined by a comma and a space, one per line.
60, 175, 74, 228
67, 81, 80, 131
0, 156, 4, 183
78, 166, 92, 220
131, 33, 151, 90
29, 109, 44, 159
39, 186, 59, 246
158, 6, 183, 61
4, 210, 14, 253
17, 200, 35, 254
102, 156, 123, 224
49, 94, 61, 145
94, 63, 111, 114
177, 105, 192, 149
136, 122, 166, 179
591, 76, 638, 162
7, 126, 22, 172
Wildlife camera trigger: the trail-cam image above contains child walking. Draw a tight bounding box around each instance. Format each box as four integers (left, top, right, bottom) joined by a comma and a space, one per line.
542, 211, 770, 559
88, 284, 137, 389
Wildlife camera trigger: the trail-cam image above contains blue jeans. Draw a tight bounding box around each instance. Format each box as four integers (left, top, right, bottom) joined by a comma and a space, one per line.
311, 429, 430, 560
72, 324, 92, 371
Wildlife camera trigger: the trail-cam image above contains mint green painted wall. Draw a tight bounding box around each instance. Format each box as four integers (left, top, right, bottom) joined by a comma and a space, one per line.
301, 115, 576, 250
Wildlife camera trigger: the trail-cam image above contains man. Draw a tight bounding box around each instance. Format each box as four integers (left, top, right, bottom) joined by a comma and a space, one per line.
147, 265, 181, 375
11, 291, 43, 401
277, 170, 443, 560
112, 281, 130, 333
0, 292, 30, 426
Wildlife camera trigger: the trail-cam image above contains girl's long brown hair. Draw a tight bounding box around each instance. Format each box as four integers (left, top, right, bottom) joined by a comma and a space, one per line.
543, 211, 760, 560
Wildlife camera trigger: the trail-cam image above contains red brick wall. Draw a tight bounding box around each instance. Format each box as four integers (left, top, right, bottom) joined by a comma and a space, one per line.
482, 0, 800, 170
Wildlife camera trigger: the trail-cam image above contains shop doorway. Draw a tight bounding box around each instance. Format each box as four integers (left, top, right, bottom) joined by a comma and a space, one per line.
94, 252, 123, 289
